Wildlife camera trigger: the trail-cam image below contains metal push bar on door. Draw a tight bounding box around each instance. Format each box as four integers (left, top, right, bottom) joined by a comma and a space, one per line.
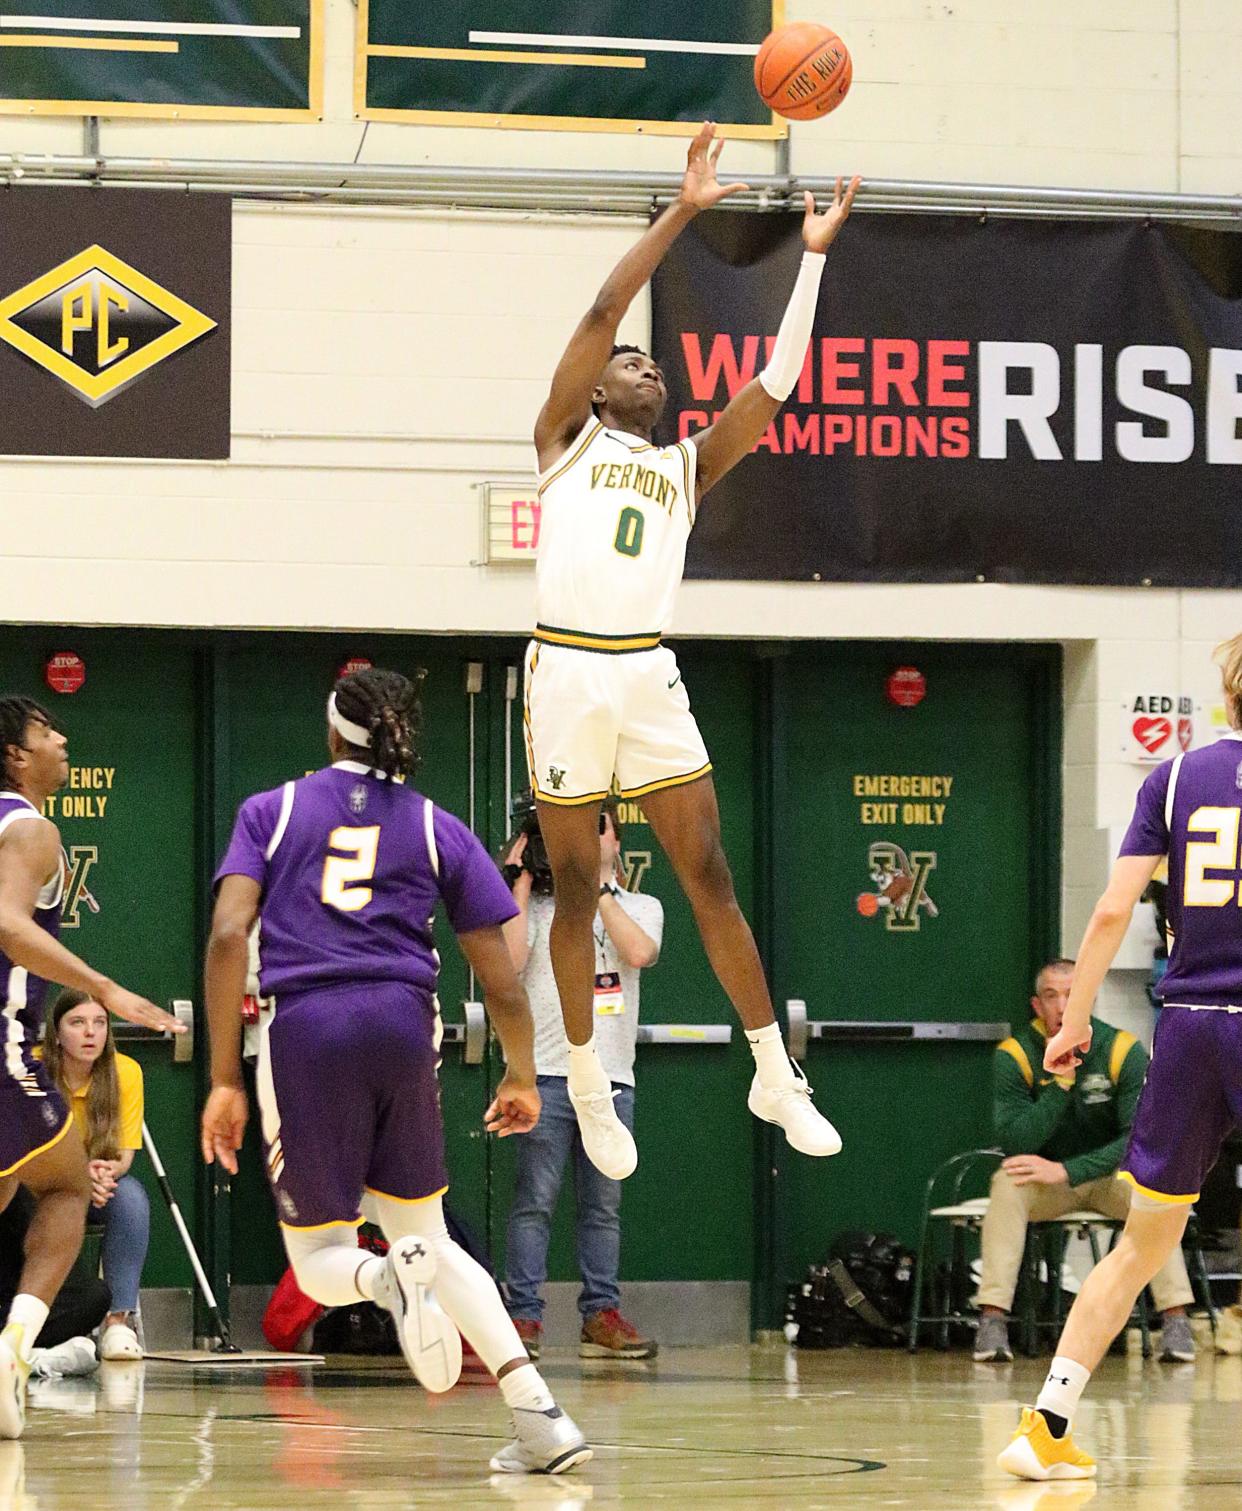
112, 999, 195, 1063
784, 999, 1008, 1062
637, 1024, 733, 1044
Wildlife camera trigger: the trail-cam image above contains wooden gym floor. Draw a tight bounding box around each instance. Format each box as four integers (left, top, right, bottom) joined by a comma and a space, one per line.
5, 1343, 1240, 1508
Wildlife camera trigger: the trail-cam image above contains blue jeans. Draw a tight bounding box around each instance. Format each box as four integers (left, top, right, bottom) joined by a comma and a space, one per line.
91, 1174, 149, 1315
506, 1076, 634, 1322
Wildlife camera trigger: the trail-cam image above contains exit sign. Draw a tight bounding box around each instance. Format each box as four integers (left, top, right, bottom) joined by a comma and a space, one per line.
483, 483, 540, 563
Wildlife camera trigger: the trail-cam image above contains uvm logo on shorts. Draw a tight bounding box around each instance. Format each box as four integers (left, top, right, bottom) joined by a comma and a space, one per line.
547, 765, 567, 791
0, 245, 216, 408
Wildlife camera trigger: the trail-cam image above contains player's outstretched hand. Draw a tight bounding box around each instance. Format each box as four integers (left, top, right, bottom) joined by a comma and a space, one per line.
678, 122, 751, 212
485, 1075, 541, 1137
1043, 1023, 1092, 1077
99, 980, 186, 1035
201, 1086, 249, 1175
802, 175, 861, 254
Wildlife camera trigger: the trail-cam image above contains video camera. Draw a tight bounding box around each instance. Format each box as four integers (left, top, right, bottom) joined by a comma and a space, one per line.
508, 789, 552, 884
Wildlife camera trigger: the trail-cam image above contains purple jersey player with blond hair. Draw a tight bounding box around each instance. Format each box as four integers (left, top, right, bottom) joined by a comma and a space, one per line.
201, 666, 590, 1476
1001, 632, 1242, 1483
0, 696, 180, 1441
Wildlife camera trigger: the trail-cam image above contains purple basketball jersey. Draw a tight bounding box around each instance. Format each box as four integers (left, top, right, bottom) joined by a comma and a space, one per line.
0, 792, 64, 1040
1120, 732, 1242, 1004
215, 761, 517, 996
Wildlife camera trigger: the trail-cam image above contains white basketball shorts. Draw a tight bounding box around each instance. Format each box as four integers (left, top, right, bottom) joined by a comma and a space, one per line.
524, 639, 712, 805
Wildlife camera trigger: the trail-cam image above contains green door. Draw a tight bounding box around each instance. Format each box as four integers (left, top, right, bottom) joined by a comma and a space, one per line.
765, 643, 1060, 1323
0, 629, 202, 1292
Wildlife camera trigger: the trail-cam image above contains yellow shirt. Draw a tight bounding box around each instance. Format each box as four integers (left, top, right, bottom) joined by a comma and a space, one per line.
68, 1052, 144, 1152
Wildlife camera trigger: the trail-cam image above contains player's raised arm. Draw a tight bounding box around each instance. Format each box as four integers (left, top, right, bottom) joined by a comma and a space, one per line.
534, 122, 749, 471
691, 176, 861, 499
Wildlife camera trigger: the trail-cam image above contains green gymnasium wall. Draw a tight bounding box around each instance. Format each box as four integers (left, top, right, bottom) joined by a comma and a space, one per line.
0, 629, 1059, 1330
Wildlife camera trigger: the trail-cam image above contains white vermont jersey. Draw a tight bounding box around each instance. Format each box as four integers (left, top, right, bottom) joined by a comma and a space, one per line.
534, 418, 697, 651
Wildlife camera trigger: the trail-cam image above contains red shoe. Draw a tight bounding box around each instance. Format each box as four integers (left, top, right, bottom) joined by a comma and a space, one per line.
512, 1318, 542, 1361
579, 1309, 657, 1359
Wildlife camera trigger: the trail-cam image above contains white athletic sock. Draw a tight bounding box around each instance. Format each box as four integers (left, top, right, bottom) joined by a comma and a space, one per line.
4, 1295, 50, 1357
745, 1023, 797, 1089
355, 1255, 386, 1303
1036, 1356, 1091, 1424
566, 1036, 611, 1096
498, 1361, 555, 1413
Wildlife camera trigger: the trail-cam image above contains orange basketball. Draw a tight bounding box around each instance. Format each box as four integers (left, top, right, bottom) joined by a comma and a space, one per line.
856, 892, 879, 918
754, 21, 852, 121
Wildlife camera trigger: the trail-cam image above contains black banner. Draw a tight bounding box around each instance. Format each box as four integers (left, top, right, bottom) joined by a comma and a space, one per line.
0, 188, 230, 458
652, 213, 1242, 587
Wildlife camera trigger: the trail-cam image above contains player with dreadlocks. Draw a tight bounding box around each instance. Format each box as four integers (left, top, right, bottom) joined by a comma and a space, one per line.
0, 695, 181, 1439
201, 666, 591, 1475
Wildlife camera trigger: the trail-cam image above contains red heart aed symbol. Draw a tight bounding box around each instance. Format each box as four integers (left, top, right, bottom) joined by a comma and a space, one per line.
1133, 716, 1171, 755
1177, 717, 1192, 752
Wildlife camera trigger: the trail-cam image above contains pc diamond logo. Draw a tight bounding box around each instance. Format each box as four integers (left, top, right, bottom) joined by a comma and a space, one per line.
0, 244, 217, 408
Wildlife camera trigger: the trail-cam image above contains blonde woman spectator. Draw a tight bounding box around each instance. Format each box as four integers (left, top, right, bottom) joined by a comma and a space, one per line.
42, 990, 149, 1360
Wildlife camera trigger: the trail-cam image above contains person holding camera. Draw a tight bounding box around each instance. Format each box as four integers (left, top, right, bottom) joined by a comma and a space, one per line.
502, 794, 661, 1360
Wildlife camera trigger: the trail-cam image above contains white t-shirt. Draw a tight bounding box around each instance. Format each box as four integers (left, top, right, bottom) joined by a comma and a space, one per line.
522, 889, 664, 1086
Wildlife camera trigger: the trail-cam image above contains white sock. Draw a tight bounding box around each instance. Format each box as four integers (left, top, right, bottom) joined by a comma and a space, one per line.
498, 1361, 555, 1413
745, 1023, 796, 1089
4, 1295, 50, 1357
1036, 1356, 1091, 1424
566, 1037, 610, 1096
355, 1255, 386, 1303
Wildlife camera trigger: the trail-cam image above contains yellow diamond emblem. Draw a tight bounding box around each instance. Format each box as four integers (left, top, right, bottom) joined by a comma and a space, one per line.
0, 244, 217, 408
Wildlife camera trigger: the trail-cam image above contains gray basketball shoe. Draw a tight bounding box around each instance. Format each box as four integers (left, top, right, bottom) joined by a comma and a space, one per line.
489, 1405, 593, 1475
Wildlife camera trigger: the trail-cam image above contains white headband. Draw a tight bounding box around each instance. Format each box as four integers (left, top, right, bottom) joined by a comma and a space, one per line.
327, 692, 371, 748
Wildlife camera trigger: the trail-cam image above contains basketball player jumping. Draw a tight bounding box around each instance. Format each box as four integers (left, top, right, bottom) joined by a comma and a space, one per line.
202, 667, 590, 1475
1001, 634, 1242, 1481
0, 696, 181, 1439
528, 122, 860, 1178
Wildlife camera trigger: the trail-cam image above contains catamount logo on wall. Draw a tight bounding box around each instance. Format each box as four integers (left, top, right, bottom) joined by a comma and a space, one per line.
0, 188, 230, 458
857, 842, 938, 932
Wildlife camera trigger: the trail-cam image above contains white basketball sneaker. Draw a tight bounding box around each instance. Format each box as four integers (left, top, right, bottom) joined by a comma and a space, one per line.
747, 1066, 843, 1156
489, 1405, 593, 1475
0, 1327, 31, 1440
30, 1335, 97, 1379
376, 1236, 462, 1394
567, 1087, 637, 1180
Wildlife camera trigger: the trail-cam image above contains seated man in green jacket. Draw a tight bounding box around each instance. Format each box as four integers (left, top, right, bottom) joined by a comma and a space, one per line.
974, 957, 1195, 1364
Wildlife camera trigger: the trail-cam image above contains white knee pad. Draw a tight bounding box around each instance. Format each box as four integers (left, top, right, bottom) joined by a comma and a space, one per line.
283, 1222, 370, 1307
368, 1194, 524, 1375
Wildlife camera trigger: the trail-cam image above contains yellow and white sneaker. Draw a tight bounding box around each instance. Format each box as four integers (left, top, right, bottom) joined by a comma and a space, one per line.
998, 1408, 1096, 1481
0, 1326, 32, 1440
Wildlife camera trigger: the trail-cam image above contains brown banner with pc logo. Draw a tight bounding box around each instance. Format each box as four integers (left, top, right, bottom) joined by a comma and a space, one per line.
652, 210, 1242, 588
0, 187, 229, 459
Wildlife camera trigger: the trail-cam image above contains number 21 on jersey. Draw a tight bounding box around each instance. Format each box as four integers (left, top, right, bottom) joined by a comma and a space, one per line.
1185, 807, 1242, 906
322, 825, 380, 912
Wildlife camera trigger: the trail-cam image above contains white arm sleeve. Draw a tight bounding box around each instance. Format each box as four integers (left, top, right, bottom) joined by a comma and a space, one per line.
758, 250, 827, 402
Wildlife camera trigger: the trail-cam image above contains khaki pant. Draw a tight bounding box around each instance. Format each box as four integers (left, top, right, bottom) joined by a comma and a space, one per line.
976, 1168, 1194, 1314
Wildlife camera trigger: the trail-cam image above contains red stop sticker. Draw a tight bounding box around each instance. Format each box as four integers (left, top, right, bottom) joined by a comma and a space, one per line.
886, 666, 926, 708
337, 656, 372, 680
46, 652, 85, 695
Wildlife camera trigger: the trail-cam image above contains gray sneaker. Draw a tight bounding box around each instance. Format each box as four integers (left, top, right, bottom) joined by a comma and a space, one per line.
972, 1312, 1013, 1362
489, 1406, 593, 1475
1160, 1312, 1196, 1363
